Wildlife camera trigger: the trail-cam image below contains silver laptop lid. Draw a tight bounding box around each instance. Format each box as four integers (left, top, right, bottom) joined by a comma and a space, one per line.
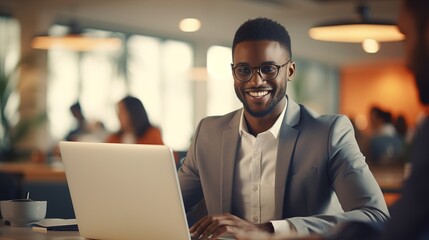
59, 141, 191, 240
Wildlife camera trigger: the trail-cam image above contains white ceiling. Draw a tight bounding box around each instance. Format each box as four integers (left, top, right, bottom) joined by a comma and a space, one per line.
1, 0, 404, 67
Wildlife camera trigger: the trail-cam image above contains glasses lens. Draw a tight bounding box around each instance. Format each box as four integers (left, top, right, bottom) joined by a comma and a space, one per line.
234, 65, 252, 81
233, 63, 284, 81
260, 65, 278, 80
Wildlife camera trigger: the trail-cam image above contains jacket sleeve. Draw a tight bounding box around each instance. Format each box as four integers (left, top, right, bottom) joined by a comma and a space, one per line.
178, 119, 204, 213
287, 115, 390, 234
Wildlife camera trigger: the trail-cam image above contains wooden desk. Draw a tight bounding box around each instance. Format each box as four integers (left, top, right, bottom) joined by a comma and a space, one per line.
0, 162, 75, 218
0, 162, 66, 182
370, 164, 405, 193
370, 164, 405, 206
0, 221, 84, 240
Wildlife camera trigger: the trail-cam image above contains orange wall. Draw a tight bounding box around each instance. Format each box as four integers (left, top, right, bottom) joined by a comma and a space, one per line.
340, 61, 425, 130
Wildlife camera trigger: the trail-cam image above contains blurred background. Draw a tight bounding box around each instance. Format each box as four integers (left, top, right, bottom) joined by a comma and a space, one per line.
0, 0, 424, 160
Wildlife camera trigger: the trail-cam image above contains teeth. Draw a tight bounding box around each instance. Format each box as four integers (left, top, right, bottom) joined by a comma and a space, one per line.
248, 91, 269, 97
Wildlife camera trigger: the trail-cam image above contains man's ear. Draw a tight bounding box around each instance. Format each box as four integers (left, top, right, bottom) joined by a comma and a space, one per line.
287, 61, 296, 81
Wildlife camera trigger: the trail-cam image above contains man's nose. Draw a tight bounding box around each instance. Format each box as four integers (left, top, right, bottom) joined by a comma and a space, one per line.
248, 68, 264, 84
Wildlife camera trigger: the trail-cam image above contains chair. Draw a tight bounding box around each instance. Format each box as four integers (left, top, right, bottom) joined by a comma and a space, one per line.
369, 135, 404, 164
22, 181, 75, 219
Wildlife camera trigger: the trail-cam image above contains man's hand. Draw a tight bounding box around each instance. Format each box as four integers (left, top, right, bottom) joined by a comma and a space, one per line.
236, 233, 324, 240
190, 213, 274, 239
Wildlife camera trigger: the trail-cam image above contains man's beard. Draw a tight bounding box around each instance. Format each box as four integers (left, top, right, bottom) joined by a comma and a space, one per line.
236, 86, 286, 118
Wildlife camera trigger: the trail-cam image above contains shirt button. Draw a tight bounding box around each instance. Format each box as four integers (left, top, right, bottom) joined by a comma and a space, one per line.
252, 185, 259, 191
252, 216, 259, 222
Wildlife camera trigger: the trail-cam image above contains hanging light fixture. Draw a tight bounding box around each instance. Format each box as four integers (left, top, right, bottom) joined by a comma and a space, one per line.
179, 18, 201, 33
308, 3, 404, 49
32, 20, 121, 51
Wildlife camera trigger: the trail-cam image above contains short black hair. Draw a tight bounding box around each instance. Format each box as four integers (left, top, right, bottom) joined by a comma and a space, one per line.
232, 17, 292, 58
370, 106, 392, 123
120, 95, 151, 137
70, 102, 81, 112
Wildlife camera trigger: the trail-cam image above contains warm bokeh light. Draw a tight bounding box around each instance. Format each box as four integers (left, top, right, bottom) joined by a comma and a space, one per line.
179, 18, 201, 32
32, 35, 121, 51
362, 39, 380, 53
340, 62, 425, 129
354, 114, 368, 131
309, 24, 404, 43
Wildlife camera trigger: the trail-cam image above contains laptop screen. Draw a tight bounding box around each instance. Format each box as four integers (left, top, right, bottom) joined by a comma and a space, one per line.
60, 141, 191, 240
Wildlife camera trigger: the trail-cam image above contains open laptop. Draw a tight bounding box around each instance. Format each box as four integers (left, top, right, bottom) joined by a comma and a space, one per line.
59, 141, 192, 240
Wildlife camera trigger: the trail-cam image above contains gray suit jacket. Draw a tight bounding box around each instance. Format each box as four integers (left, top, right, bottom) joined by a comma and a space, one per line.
178, 98, 389, 235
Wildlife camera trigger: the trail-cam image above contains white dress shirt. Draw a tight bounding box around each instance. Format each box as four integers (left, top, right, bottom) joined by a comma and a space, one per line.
231, 100, 294, 234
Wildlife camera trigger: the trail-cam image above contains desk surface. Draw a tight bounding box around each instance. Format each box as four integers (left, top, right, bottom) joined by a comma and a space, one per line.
0, 162, 66, 182
369, 164, 405, 193
0, 221, 84, 240
0, 163, 405, 239
0, 162, 406, 190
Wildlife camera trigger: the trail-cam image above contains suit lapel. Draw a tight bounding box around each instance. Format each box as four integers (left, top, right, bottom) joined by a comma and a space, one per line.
218, 99, 301, 216
220, 111, 241, 213
274, 98, 300, 219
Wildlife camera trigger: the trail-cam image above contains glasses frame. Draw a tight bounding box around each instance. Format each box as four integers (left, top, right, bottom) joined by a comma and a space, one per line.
231, 60, 291, 82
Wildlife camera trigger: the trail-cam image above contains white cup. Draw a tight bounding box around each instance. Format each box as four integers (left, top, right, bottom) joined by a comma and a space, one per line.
0, 200, 47, 227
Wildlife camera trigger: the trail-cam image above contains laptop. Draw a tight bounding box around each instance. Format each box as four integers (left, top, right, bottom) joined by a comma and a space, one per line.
59, 141, 192, 240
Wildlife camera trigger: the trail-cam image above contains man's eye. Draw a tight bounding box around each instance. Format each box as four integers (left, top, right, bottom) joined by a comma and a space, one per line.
260, 65, 276, 74
237, 66, 251, 75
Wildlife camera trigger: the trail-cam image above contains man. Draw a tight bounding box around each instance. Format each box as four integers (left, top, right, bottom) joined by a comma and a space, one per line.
65, 102, 88, 141
239, 1, 429, 239
178, 18, 389, 239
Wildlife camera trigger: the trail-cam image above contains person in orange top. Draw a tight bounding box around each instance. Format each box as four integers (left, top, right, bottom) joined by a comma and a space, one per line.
106, 96, 163, 145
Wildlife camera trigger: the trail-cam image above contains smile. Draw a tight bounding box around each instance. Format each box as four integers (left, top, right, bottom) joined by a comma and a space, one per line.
247, 91, 269, 98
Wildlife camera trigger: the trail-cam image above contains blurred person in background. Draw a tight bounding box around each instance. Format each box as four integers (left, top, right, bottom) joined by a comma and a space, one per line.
52, 102, 108, 159
64, 102, 108, 142
106, 95, 163, 145
65, 102, 90, 141
393, 114, 408, 141
380, 0, 429, 237
368, 106, 404, 164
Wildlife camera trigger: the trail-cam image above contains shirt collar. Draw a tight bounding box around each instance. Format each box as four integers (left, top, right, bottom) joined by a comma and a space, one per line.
239, 98, 288, 139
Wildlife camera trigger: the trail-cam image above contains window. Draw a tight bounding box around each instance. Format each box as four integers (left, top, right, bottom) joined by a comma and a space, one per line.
206, 45, 241, 116
127, 36, 193, 149
47, 26, 193, 150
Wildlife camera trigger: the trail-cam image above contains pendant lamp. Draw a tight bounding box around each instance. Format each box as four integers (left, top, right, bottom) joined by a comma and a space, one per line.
308, 3, 404, 43
31, 21, 121, 51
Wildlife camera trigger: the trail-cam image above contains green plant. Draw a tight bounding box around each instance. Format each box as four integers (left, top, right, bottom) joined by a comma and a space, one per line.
0, 55, 46, 160
0, 57, 17, 156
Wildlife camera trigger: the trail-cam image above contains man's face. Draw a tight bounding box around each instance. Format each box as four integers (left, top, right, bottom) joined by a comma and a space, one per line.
398, 5, 429, 104
232, 40, 295, 118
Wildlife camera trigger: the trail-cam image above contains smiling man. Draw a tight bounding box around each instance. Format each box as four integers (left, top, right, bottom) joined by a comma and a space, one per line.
178, 18, 389, 239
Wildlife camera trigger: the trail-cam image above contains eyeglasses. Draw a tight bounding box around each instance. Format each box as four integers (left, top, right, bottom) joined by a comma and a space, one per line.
231, 60, 291, 82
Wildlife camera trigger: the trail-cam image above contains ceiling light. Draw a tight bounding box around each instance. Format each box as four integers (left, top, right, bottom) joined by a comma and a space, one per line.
308, 3, 404, 43
362, 39, 380, 53
179, 18, 201, 32
32, 21, 121, 51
